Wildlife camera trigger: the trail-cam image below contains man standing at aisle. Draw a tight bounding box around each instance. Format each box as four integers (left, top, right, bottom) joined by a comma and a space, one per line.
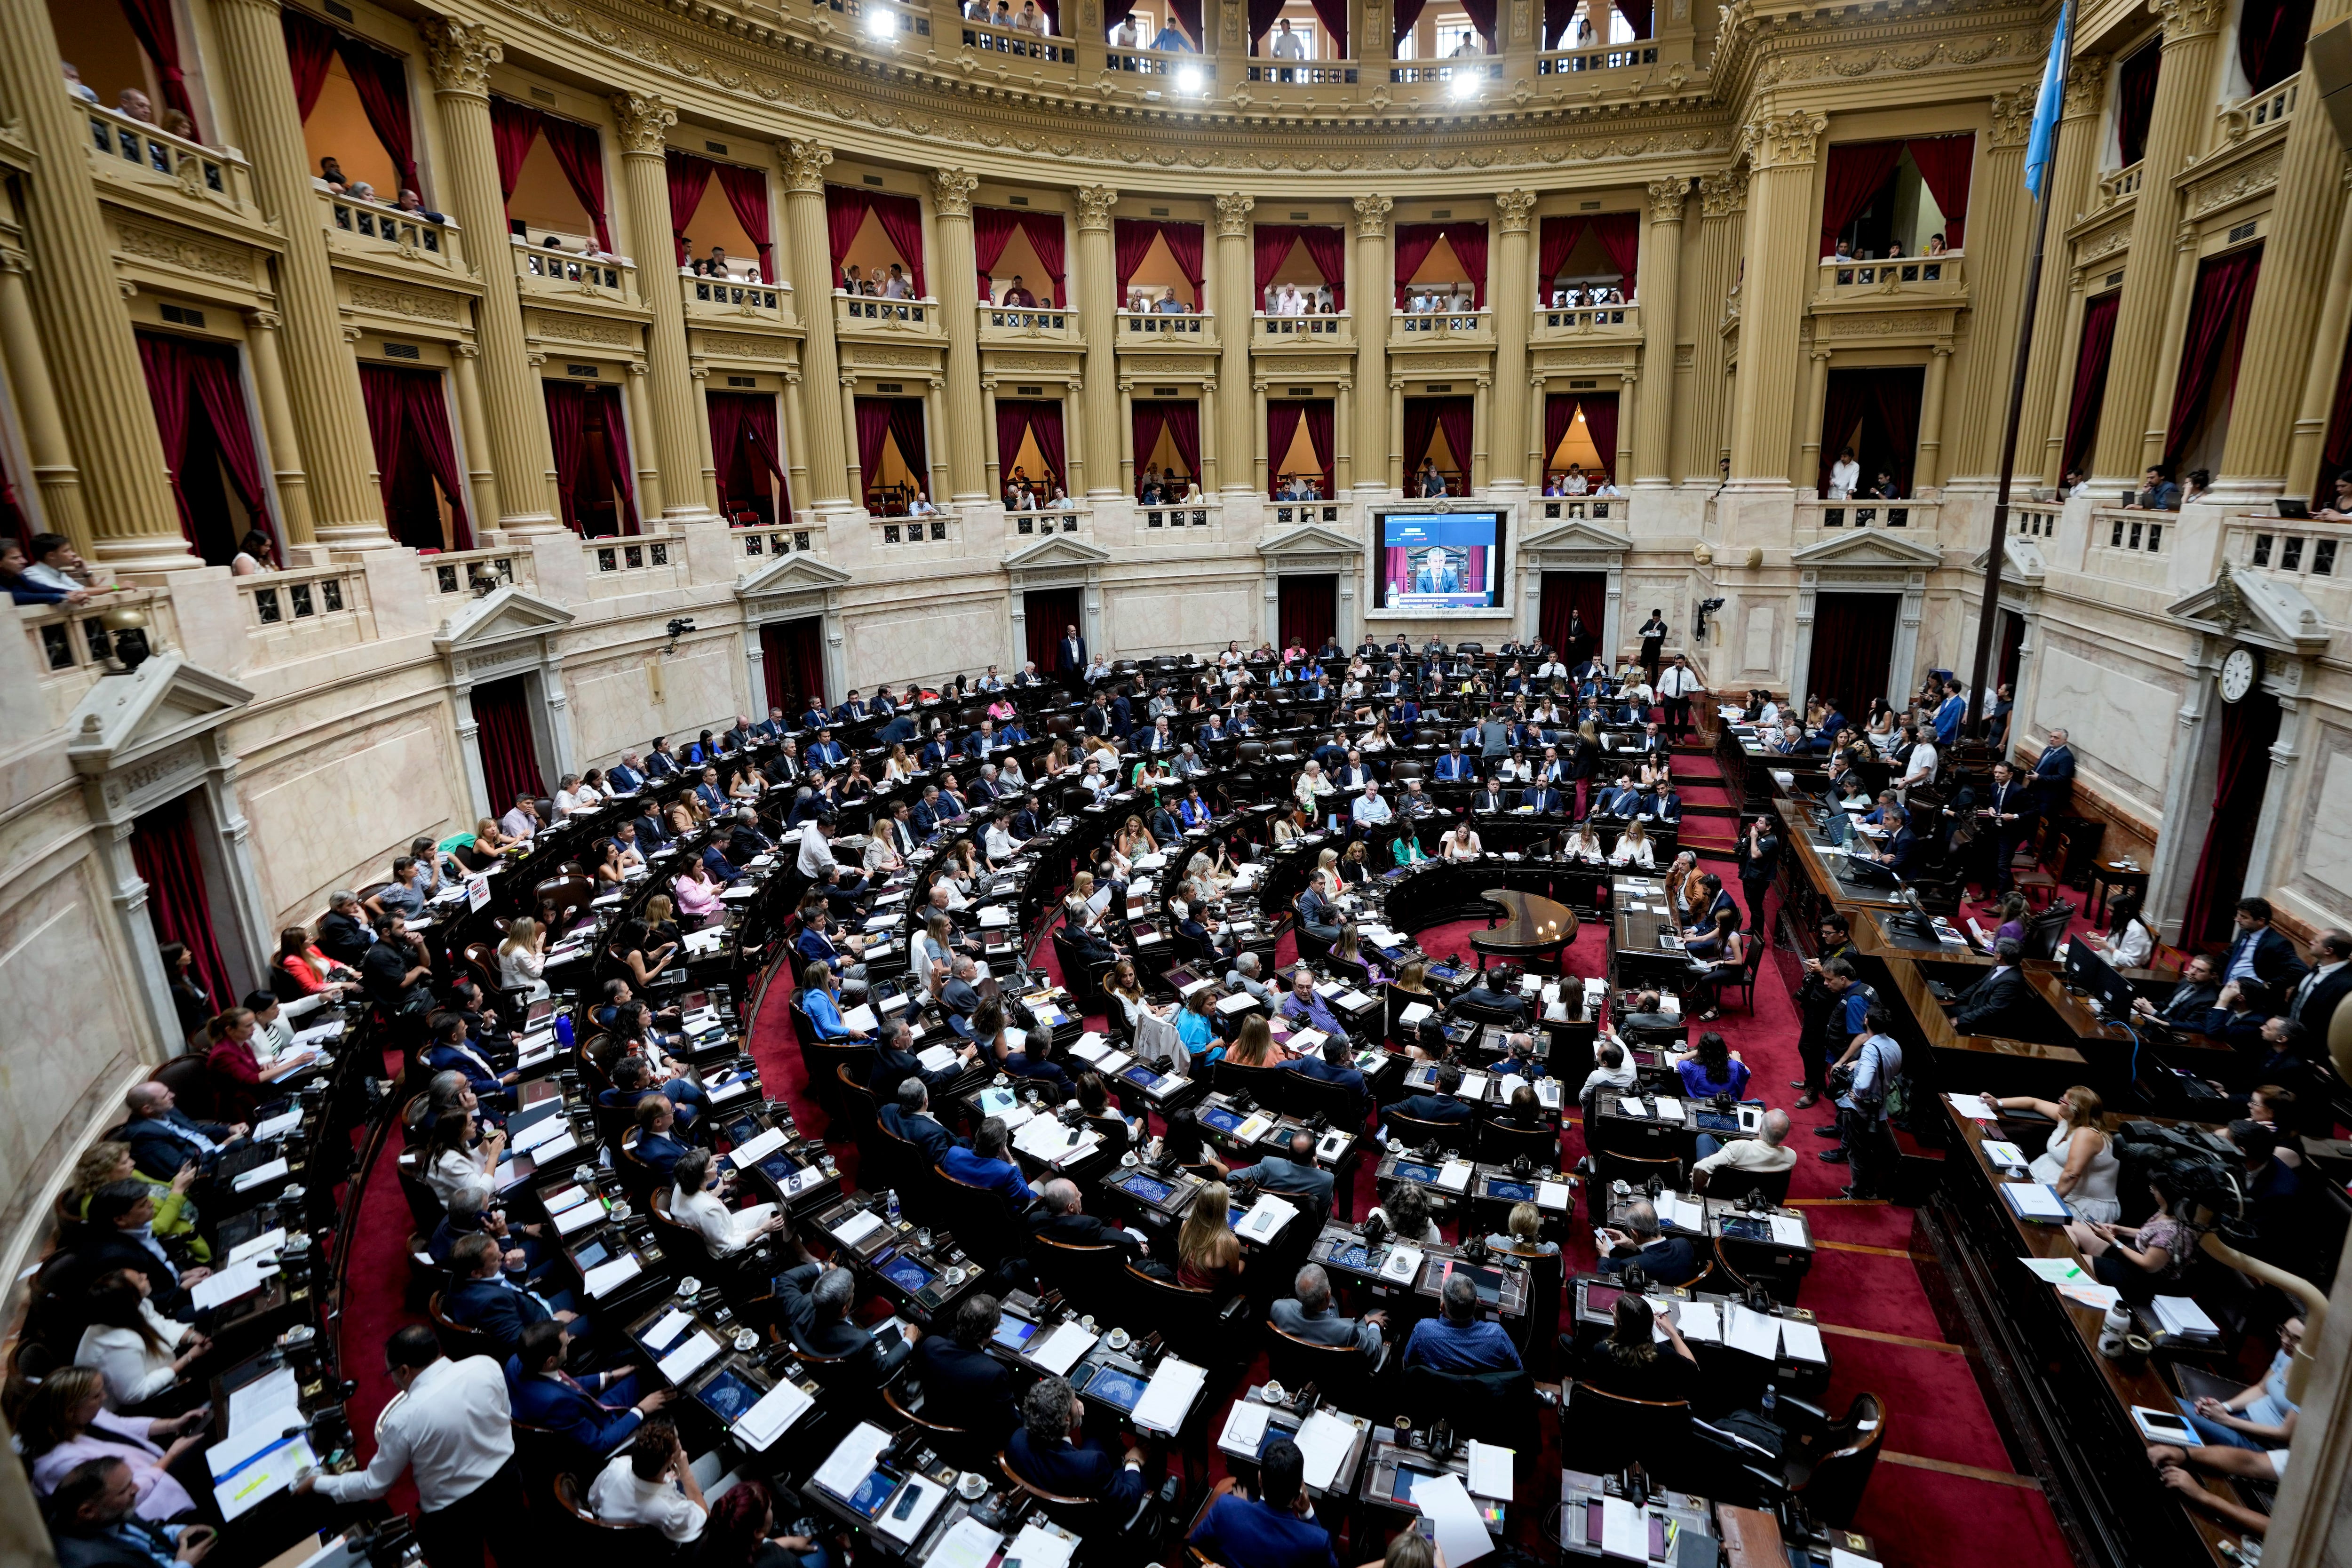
1656, 654, 1702, 741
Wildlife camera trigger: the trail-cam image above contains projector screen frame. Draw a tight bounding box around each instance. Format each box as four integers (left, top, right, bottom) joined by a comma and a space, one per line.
1366, 504, 1514, 620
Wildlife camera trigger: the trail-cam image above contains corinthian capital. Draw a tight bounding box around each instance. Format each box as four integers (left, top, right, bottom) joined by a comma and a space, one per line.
1075, 186, 1119, 231
1214, 193, 1255, 237
1987, 88, 2036, 149
2063, 55, 2108, 119
1697, 167, 1748, 218
1742, 109, 1829, 171
778, 139, 833, 194
1495, 191, 1538, 234
931, 170, 979, 218
420, 16, 502, 96
1644, 176, 1689, 224
1352, 193, 1394, 238
611, 93, 676, 156
2155, 0, 2225, 41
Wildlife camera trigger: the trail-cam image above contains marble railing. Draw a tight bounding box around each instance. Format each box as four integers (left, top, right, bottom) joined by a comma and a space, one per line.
584, 533, 685, 598
422, 547, 533, 598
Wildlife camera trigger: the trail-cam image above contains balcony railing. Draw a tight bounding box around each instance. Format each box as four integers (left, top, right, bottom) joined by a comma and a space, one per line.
2220, 75, 2297, 146
1119, 310, 1211, 336
1536, 41, 1658, 72
1105, 46, 1212, 81
1392, 308, 1492, 340
1245, 60, 1359, 85
960, 16, 1075, 62
2010, 501, 2061, 540
2093, 162, 2143, 214
1798, 499, 1937, 531
240, 565, 376, 666
736, 525, 816, 560
320, 187, 459, 268
1817, 253, 1965, 300
1388, 59, 1502, 85
423, 548, 531, 597
516, 242, 635, 306
2090, 505, 2169, 557
23, 589, 178, 728
1253, 312, 1352, 345
1270, 501, 1347, 527
83, 103, 253, 210
1141, 501, 1215, 528
978, 302, 1079, 341
2230, 513, 2345, 581
834, 293, 942, 335
684, 273, 791, 326
875, 512, 956, 545
1009, 503, 1085, 535
584, 533, 684, 597
1534, 302, 1638, 338
1536, 497, 1629, 522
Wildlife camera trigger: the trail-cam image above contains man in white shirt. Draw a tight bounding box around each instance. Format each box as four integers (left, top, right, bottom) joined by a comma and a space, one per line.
1352, 781, 1392, 827
1271, 17, 1306, 63
588, 1420, 708, 1542
1828, 446, 1860, 499
1655, 654, 1703, 740
1578, 1038, 1637, 1103
1896, 735, 1938, 802
797, 814, 843, 879
1693, 1108, 1795, 1183
304, 1327, 526, 1565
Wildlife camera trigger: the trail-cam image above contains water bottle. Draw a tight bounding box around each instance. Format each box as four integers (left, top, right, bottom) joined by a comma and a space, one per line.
1761, 1383, 1777, 1416
886, 1188, 902, 1224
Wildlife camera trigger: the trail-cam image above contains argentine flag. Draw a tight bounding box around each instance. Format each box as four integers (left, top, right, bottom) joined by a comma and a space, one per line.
2025, 0, 2073, 199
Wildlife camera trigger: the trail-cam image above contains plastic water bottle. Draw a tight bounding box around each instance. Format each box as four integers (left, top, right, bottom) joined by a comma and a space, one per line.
886, 1188, 902, 1224
1761, 1383, 1777, 1415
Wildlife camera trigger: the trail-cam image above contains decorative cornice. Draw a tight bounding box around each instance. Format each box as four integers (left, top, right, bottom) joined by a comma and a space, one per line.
1495, 191, 1538, 235
1644, 175, 1688, 223
1075, 186, 1118, 231
1698, 167, 1747, 218
1987, 87, 2035, 149
779, 138, 833, 194
2063, 54, 2108, 119
1353, 194, 1394, 238
930, 169, 979, 219
1214, 193, 1255, 237
2156, 0, 2226, 41
1742, 109, 1827, 172
611, 92, 677, 156
420, 16, 501, 97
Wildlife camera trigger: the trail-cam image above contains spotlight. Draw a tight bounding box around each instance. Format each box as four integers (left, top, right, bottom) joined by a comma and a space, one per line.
665, 615, 695, 654
1175, 64, 1204, 93
863, 6, 896, 41
1447, 70, 1481, 103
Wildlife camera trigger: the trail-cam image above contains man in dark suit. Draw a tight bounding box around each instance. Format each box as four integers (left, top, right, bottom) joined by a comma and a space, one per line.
942, 1117, 1035, 1212
505, 1320, 661, 1458
115, 1082, 244, 1180
1028, 1177, 1145, 1255
1596, 1199, 1700, 1285
871, 1022, 974, 1105
2224, 898, 2314, 990
879, 1080, 962, 1166
1007, 1375, 1147, 1510
1977, 760, 2036, 893
56, 1183, 199, 1318
1391, 1061, 1473, 1125
997, 1027, 1076, 1099
605, 754, 649, 794
1287, 1035, 1367, 1095
776, 1257, 915, 1385
1951, 939, 2033, 1036
1522, 780, 1565, 816
1057, 624, 1086, 674
443, 1234, 576, 1358
2030, 727, 2075, 810
913, 1293, 1022, 1442
1211, 1130, 1336, 1210
1188, 1440, 1341, 1568
2288, 929, 2352, 1051
629, 1096, 691, 1185
1470, 777, 1508, 813
644, 736, 681, 777
2135, 953, 2222, 1029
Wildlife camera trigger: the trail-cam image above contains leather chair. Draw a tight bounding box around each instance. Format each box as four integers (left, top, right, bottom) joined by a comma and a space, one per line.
534, 874, 596, 937
1210, 1059, 1293, 1109
1710, 1233, 1802, 1307
426, 1290, 495, 1362
933, 1165, 1021, 1271
552, 1471, 669, 1558
884, 1381, 994, 1473
1400, 1363, 1538, 1452
1594, 1146, 1685, 1192
1563, 1382, 1692, 1479
148, 1057, 215, 1124
1476, 1119, 1559, 1167
1265, 1319, 1382, 1412
1785, 1391, 1885, 1526
1032, 1237, 1124, 1315
1118, 1262, 1251, 1367
1382, 1108, 1472, 1157
1693, 1161, 1794, 1207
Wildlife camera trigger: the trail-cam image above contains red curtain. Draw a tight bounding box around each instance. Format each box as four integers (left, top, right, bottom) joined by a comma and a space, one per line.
1025, 588, 1082, 673
546, 379, 586, 528
1303, 400, 1335, 495
1029, 404, 1066, 489
1462, 0, 1497, 47
1131, 401, 1168, 484
543, 382, 636, 534
1820, 141, 1904, 256
826, 186, 871, 279
1392, 224, 1445, 307
665, 151, 715, 263
1394, 0, 1431, 47
888, 398, 929, 488
975, 205, 1021, 295
1817, 369, 1923, 494
2318, 324, 2352, 501
359, 364, 470, 549
0, 445, 27, 551
1255, 227, 1300, 308
1870, 370, 1923, 496
1279, 575, 1335, 653
592, 386, 637, 533
1804, 594, 1899, 716
1543, 392, 1576, 471
1383, 546, 1409, 595
1613, 0, 1652, 38
1580, 393, 1619, 482
974, 208, 1065, 302
1448, 223, 1490, 310
707, 391, 788, 520
136, 333, 270, 550
1020, 212, 1067, 304
283, 8, 339, 119
998, 399, 1045, 486
1169, 0, 1203, 45
854, 398, 893, 489
1266, 400, 1306, 497
2241, 0, 2315, 94
1538, 216, 1582, 289
870, 192, 928, 296
1590, 213, 1639, 294
1036, 0, 1061, 32
2117, 44, 2161, 167
537, 115, 612, 253
490, 98, 540, 199
1247, 0, 1286, 50
1818, 371, 1873, 493
1402, 398, 1440, 478
1114, 219, 1160, 291
1906, 134, 1974, 249
339, 38, 420, 195
117, 0, 195, 129
1165, 400, 1201, 480
1297, 226, 1347, 309
1162, 223, 1205, 300
1309, 0, 1348, 57
2063, 293, 2120, 477
714, 163, 777, 284
2178, 693, 2282, 947
1543, 0, 1577, 46
2164, 248, 2264, 469
1436, 398, 1473, 484
762, 618, 826, 712
130, 795, 231, 1017
470, 675, 545, 808
1541, 572, 1605, 658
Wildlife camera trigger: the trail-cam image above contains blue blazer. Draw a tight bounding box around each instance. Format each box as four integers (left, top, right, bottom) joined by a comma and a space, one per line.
941, 1146, 1032, 1209
1289, 1054, 1367, 1094
1598, 1235, 1700, 1286
1008, 1429, 1143, 1505
507, 1360, 644, 1455
1189, 1493, 1339, 1568
634, 1130, 689, 1182
443, 1275, 551, 1354
878, 1105, 960, 1165
1392, 1092, 1471, 1125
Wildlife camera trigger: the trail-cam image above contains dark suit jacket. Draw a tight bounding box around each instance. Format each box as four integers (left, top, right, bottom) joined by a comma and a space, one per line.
51, 1227, 190, 1319
913, 1334, 1020, 1438
2230, 927, 2312, 989
118, 1109, 234, 1180
52, 1519, 187, 1568
444, 1274, 551, 1356
1598, 1235, 1700, 1285
2293, 966, 2352, 1052
1952, 965, 2033, 1037
1008, 1429, 1144, 1505
777, 1263, 914, 1383
507, 1360, 644, 1455
878, 1104, 960, 1165
1392, 1092, 1471, 1125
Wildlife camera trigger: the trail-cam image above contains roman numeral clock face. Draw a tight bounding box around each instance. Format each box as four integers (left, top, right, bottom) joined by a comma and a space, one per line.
2219, 647, 2261, 704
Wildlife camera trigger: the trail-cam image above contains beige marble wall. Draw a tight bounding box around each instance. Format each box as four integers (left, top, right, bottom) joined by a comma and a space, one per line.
1103, 576, 1258, 655
2032, 638, 2181, 812
842, 589, 1014, 690
569, 635, 747, 765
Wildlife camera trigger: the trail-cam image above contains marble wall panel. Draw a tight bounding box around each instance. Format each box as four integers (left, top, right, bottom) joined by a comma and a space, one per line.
2296, 732, 2352, 917
568, 639, 742, 765
1740, 601, 1778, 675
847, 602, 1010, 688
241, 709, 464, 924
2032, 642, 2180, 807
1106, 581, 1256, 654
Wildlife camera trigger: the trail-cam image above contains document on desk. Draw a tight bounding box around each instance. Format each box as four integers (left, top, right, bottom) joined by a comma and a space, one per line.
2020, 1257, 2092, 1285
1029, 1321, 1098, 1376
227, 1228, 287, 1266
1069, 1033, 1111, 1063
1662, 1195, 1706, 1233
1132, 1355, 1207, 1436
1946, 1092, 2001, 1122
729, 1375, 815, 1451
641, 1308, 696, 1352
1240, 1193, 1300, 1244
708, 1077, 752, 1106
1416, 1471, 1496, 1566
814, 1421, 894, 1500
1437, 1159, 1475, 1193
1649, 1096, 1685, 1124
730, 1127, 790, 1170
1381, 1244, 1425, 1284
1599, 1495, 1647, 1561
1295, 1409, 1359, 1490
511, 1113, 574, 1153
1003, 1521, 1078, 1568
2002, 1181, 2073, 1222
1458, 1073, 1489, 1101
253, 1109, 304, 1142
1615, 1097, 1650, 1119
1677, 1301, 1722, 1345
1233, 1114, 1279, 1144
532, 1129, 579, 1163
212, 1433, 316, 1521
1219, 1399, 1271, 1452
1979, 1140, 2029, 1169
1464, 1440, 1514, 1500
554, 1197, 607, 1236
876, 1475, 949, 1545
582, 1254, 642, 1297
1399, 1001, 1435, 1026
1779, 1318, 1827, 1363
832, 1208, 890, 1250
1537, 1180, 1573, 1211
839, 1003, 880, 1034
1769, 1215, 1809, 1249
1494, 1074, 1528, 1105
191, 1256, 276, 1312
657, 1330, 721, 1385
927, 1518, 1002, 1568
1723, 1303, 1781, 1360
226, 1366, 301, 1438
232, 1157, 290, 1193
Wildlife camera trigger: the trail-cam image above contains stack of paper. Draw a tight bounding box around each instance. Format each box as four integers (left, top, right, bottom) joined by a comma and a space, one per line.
1437, 1159, 1475, 1193
1768, 1215, 1809, 1248
1219, 1399, 1272, 1451
191, 1256, 277, 1311
928, 1519, 1003, 1568
658, 1330, 721, 1384
730, 1127, 790, 1170
1677, 1301, 1723, 1344
232, 1157, 291, 1193
2153, 1295, 2222, 1345
1722, 1302, 1780, 1360
1294, 1408, 1360, 1490
814, 1422, 894, 1500
1132, 1355, 1208, 1435
1946, 1092, 2001, 1121
876, 1476, 949, 1545
1463, 1440, 1515, 1500
1028, 1321, 1097, 1375
1239, 1193, 1300, 1243
1003, 1522, 1078, 1568
1662, 1195, 1706, 1233
2002, 1181, 2073, 1222
1779, 1318, 1827, 1363
833, 1209, 890, 1250
1380, 1244, 1424, 1284
582, 1254, 642, 1297
1536, 1180, 1574, 1211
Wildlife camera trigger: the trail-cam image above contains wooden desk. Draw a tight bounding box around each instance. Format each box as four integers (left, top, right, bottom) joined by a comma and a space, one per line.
1872, 952, 2089, 1098
1470, 887, 1577, 974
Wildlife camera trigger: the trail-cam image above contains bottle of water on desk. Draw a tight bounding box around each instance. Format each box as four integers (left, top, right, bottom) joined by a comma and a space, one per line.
1761, 1383, 1777, 1416
886, 1188, 901, 1225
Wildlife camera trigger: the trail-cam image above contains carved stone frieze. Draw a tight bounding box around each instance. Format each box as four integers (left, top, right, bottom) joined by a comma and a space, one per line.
115, 222, 249, 284
349, 282, 462, 323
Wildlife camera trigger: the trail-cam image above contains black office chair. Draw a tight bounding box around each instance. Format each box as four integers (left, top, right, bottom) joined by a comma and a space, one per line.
1265, 1320, 1382, 1411
1563, 1382, 1692, 1481
933, 1165, 1020, 1271
552, 1471, 670, 1558
1594, 1147, 1684, 1192
1210, 1059, 1293, 1108
1400, 1363, 1538, 1453
1032, 1237, 1124, 1315
1476, 1119, 1558, 1167
1382, 1108, 1472, 1157
1694, 1160, 1794, 1207
1118, 1262, 1252, 1367
1785, 1392, 1886, 1526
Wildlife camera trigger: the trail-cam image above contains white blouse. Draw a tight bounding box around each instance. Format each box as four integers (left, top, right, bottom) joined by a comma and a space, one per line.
499, 945, 548, 1001
75, 1304, 193, 1406
670, 1185, 774, 1257
1609, 836, 1656, 868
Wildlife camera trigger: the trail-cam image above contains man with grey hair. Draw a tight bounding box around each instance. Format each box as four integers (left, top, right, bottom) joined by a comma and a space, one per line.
1009, 1375, 1146, 1501
941, 955, 982, 1020
1693, 1107, 1795, 1187
1271, 1263, 1385, 1356
1596, 1197, 1701, 1285
1403, 1269, 1523, 1373
775, 1255, 914, 1385
1227, 950, 1277, 1007
429, 1178, 543, 1275
1028, 1177, 1144, 1254
319, 889, 373, 967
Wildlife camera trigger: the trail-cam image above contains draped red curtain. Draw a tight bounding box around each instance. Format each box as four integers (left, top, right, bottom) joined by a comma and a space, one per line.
826, 186, 871, 279
1278, 575, 1335, 653
1025, 588, 1082, 674
545, 379, 587, 528
359, 364, 470, 549
2117, 45, 2161, 167
2178, 692, 2281, 947
1168, 0, 1203, 46
1436, 398, 1474, 486
1804, 593, 1899, 716
1247, 0, 1286, 51
714, 163, 777, 283
130, 795, 232, 1016
542, 382, 636, 534
1543, 393, 1576, 471
1162, 223, 1205, 299
1818, 372, 1873, 493
1870, 370, 1923, 496
870, 192, 928, 296
1590, 213, 1640, 294
1114, 219, 1161, 292
1580, 393, 1620, 482
1383, 545, 1408, 598
591, 386, 637, 533
1541, 572, 1606, 660
1392, 224, 1445, 307
490, 98, 540, 198
1462, 0, 1498, 47
1255, 227, 1300, 307
1820, 141, 1905, 256
1401, 398, 1441, 478
1394, 0, 1431, 47
2241, 0, 2315, 94
975, 206, 1022, 295
1165, 401, 1201, 479
2318, 325, 2352, 501
707, 391, 788, 521
136, 333, 270, 552
1266, 401, 1306, 497
1298, 226, 1347, 309
1, 447, 28, 551
1303, 401, 1335, 495
665, 152, 715, 263
854, 398, 894, 489
1905, 134, 1974, 248
283, 8, 339, 119
1538, 216, 1582, 289
1447, 223, 1489, 308
339, 39, 420, 194
998, 399, 1041, 486
1309, 0, 1349, 57
1817, 369, 1923, 494
761, 618, 827, 712
1543, 0, 1577, 47
470, 676, 546, 809
2164, 247, 2264, 469
536, 115, 612, 253
1131, 402, 1168, 485
887, 398, 929, 484
117, 0, 195, 129
1029, 404, 1066, 489
1019, 212, 1067, 302
1612, 0, 1652, 39
2063, 294, 2120, 477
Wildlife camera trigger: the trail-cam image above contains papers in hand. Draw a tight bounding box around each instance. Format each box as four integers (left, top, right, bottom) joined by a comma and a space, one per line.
1131, 1355, 1207, 1435
1415, 1470, 1495, 1567
1028, 1321, 1097, 1376
915, 1043, 961, 1072
1946, 1092, 2000, 1121
1464, 1439, 1515, 1500
1219, 1399, 1272, 1452
211, 1432, 316, 1520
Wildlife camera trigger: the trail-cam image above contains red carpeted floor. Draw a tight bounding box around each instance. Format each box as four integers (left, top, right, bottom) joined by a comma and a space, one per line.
327, 740, 2080, 1566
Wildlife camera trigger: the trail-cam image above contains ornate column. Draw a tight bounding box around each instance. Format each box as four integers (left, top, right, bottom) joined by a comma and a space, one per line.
923, 377, 951, 503
213, 0, 385, 547
980, 378, 1001, 499
623, 362, 665, 521
1946, 89, 2035, 483
1118, 381, 1137, 493
447, 345, 501, 528
0, 0, 186, 564
1677, 169, 1744, 483
1728, 109, 1828, 485
2090, 0, 2226, 483
1076, 186, 1123, 499
1796, 348, 1831, 496
1214, 193, 1256, 495
612, 93, 718, 522
2137, 219, 2206, 481
1634, 175, 1687, 486
2287, 171, 2352, 494
0, 241, 92, 555
778, 139, 852, 508
838, 378, 862, 502
423, 17, 560, 530
1915, 343, 1953, 490
780, 368, 811, 517
241, 310, 315, 546
2021, 57, 2106, 484
2217, 0, 2352, 498
1490, 191, 1537, 493
1352, 195, 1393, 493
1470, 374, 1493, 490
930, 170, 988, 503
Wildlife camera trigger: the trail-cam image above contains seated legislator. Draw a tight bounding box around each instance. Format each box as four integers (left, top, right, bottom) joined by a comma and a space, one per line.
1566, 1292, 1698, 1401
942, 1116, 1036, 1213
1596, 1198, 1700, 1285
442, 1233, 578, 1358
879, 1079, 964, 1166
1188, 1438, 1341, 1568
913, 1292, 1023, 1442
1008, 1374, 1147, 1508
1402, 1271, 1525, 1374
668, 1149, 791, 1258
1210, 1130, 1336, 1210
1391, 1060, 1474, 1125
1270, 1264, 1384, 1357
774, 1258, 916, 1385
587, 1418, 709, 1544
1029, 1178, 1146, 1255
505, 1319, 664, 1457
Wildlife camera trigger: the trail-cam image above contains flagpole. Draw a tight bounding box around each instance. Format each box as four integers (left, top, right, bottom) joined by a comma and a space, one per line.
1967, 0, 2074, 737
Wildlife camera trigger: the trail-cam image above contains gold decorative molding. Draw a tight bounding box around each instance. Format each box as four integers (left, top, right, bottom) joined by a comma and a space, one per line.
532, 311, 636, 345
2063, 55, 2108, 119
611, 93, 677, 156
1495, 191, 1538, 234
1698, 167, 1748, 218
1075, 186, 1119, 231
115, 222, 249, 284
930, 170, 979, 219
420, 16, 501, 97
2156, 0, 2227, 41
699, 332, 793, 359
1742, 110, 1828, 171
349, 282, 462, 323
1644, 176, 1688, 223
779, 138, 833, 194
1353, 194, 1394, 238
2188, 148, 2282, 217
1214, 193, 1255, 238
1988, 88, 2035, 149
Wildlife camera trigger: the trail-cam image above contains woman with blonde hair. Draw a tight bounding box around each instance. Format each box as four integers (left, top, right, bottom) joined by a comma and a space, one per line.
1222, 1014, 1293, 1068
1997, 1085, 2122, 1223
1064, 870, 1107, 934
865, 811, 905, 876
1486, 1200, 1561, 1258
1311, 846, 1343, 901
1115, 813, 1158, 861
19, 1366, 207, 1520
884, 742, 916, 785
1609, 818, 1655, 868
498, 916, 549, 1000
66, 1143, 206, 1261
1177, 1180, 1243, 1295
1044, 737, 1073, 777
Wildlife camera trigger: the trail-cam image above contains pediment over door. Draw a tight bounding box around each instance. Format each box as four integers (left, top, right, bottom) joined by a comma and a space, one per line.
1520, 517, 1635, 557
2167, 562, 2330, 657
1790, 532, 1946, 572
435, 586, 577, 651
1967, 535, 2047, 588
1003, 535, 1112, 572
1257, 523, 1362, 562
65, 654, 253, 777
737, 553, 854, 595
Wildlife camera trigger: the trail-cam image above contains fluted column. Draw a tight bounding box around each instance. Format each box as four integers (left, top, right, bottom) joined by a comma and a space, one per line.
241, 310, 315, 545
1728, 110, 1828, 485
779, 139, 851, 508
1075, 187, 1122, 499
1214, 193, 1255, 495
448, 344, 500, 528
2090, 0, 2226, 483
1678, 169, 1744, 483
1634, 176, 1687, 486
623, 362, 665, 521
612, 94, 717, 523
1797, 348, 1831, 495
2217, 0, 2352, 497
213, 0, 385, 547
1916, 344, 1953, 490
0, 0, 186, 565
2023, 57, 2106, 484
1947, 89, 2035, 482
423, 17, 560, 530
1490, 191, 1537, 493
0, 243, 91, 555
1352, 195, 1393, 493
929, 170, 987, 503
2288, 171, 2352, 494
2137, 219, 2206, 472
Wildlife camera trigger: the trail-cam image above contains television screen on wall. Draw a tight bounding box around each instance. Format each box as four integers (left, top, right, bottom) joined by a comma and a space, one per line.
1375, 511, 1506, 611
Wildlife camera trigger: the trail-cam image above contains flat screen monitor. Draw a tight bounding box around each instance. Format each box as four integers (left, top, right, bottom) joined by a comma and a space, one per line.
991, 1317, 1040, 1354
1331, 1243, 1387, 1273
1392, 1162, 1442, 1186
881, 1255, 934, 1294
1718, 1214, 1772, 1243
845, 1466, 902, 1519
2066, 939, 2139, 1019
1115, 1171, 1176, 1204
1200, 1106, 1247, 1135
1392, 1461, 1452, 1506
1121, 1065, 1164, 1090
1487, 1179, 1537, 1202
1082, 1365, 1151, 1413
1375, 512, 1505, 611
693, 1368, 762, 1424
1439, 1260, 1505, 1304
